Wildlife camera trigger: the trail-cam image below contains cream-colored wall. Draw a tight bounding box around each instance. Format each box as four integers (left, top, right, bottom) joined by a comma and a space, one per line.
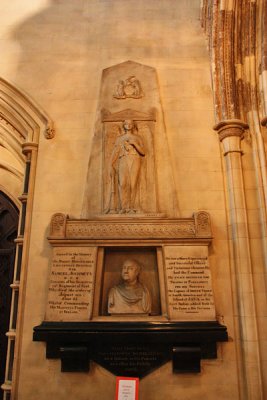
0, 1, 240, 399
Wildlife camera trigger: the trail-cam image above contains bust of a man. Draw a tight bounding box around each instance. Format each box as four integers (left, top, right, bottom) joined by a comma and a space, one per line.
108, 259, 151, 314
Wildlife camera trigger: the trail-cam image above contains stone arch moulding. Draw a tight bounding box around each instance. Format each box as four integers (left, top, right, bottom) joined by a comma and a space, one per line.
0, 77, 55, 141
0, 76, 55, 400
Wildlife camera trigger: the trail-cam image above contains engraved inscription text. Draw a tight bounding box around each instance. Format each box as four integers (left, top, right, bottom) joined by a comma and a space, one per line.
45, 247, 97, 321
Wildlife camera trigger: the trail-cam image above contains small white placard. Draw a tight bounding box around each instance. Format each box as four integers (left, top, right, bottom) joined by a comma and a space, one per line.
116, 377, 139, 400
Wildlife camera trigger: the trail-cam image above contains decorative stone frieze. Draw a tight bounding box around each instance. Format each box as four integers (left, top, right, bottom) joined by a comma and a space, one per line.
48, 212, 212, 243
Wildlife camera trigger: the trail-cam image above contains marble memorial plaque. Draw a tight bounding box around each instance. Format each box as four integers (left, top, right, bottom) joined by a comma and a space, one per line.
164, 246, 216, 320
93, 344, 170, 378
45, 246, 97, 321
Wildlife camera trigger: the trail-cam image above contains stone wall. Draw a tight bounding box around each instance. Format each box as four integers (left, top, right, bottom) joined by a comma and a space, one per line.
0, 0, 261, 399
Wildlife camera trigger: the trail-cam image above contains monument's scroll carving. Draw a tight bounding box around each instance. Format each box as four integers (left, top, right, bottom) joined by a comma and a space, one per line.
50, 213, 67, 238
195, 211, 212, 237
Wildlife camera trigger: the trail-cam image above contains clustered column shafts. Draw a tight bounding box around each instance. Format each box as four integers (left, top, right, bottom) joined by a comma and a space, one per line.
0, 77, 54, 400
1, 143, 38, 400
260, 0, 267, 126
214, 120, 262, 399
202, 0, 267, 398
258, 2, 267, 253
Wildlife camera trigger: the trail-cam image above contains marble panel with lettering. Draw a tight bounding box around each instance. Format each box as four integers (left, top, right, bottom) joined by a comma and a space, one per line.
45, 246, 97, 321
93, 344, 169, 378
164, 246, 216, 320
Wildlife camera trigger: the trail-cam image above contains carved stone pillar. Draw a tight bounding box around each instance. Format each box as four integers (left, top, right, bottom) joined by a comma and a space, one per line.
261, 0, 267, 127
214, 120, 263, 400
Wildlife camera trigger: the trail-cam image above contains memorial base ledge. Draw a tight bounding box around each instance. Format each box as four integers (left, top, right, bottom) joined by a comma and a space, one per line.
33, 321, 228, 377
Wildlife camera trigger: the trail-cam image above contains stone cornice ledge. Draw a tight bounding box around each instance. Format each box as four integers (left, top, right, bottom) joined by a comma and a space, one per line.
48, 211, 212, 244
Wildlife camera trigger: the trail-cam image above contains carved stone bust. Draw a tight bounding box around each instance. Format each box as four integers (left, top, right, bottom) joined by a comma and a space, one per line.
107, 259, 151, 314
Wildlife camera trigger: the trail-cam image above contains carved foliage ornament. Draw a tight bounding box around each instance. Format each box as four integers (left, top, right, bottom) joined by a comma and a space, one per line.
44, 125, 55, 140
48, 212, 213, 240
66, 221, 196, 239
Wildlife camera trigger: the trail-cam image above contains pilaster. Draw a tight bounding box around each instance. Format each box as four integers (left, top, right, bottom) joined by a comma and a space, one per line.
214, 119, 263, 399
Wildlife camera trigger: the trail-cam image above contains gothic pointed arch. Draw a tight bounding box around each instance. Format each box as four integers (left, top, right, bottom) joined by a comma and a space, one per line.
0, 76, 55, 205
0, 76, 54, 400
0, 76, 54, 142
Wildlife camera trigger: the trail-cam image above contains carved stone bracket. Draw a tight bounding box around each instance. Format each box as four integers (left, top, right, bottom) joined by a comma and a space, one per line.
194, 211, 211, 237
50, 213, 68, 238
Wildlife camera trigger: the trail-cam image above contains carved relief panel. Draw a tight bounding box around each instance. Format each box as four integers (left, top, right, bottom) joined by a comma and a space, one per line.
102, 111, 157, 215
113, 76, 144, 99
82, 61, 178, 218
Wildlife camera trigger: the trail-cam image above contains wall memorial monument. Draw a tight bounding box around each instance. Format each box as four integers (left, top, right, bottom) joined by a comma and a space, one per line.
33, 61, 227, 377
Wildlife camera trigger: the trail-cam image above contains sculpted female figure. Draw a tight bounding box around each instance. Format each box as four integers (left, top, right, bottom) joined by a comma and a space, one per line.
105, 120, 145, 214
108, 259, 151, 314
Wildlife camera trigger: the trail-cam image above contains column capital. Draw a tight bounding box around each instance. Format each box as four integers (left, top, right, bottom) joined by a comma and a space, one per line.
213, 119, 248, 142
22, 142, 38, 156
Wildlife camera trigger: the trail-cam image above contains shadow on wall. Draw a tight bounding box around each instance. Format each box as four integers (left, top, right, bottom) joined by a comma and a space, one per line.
9, 0, 203, 114
9, 0, 107, 113
7, 0, 206, 218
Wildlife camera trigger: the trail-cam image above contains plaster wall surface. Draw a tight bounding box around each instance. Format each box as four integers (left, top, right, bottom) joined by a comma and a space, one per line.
0, 1, 241, 399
